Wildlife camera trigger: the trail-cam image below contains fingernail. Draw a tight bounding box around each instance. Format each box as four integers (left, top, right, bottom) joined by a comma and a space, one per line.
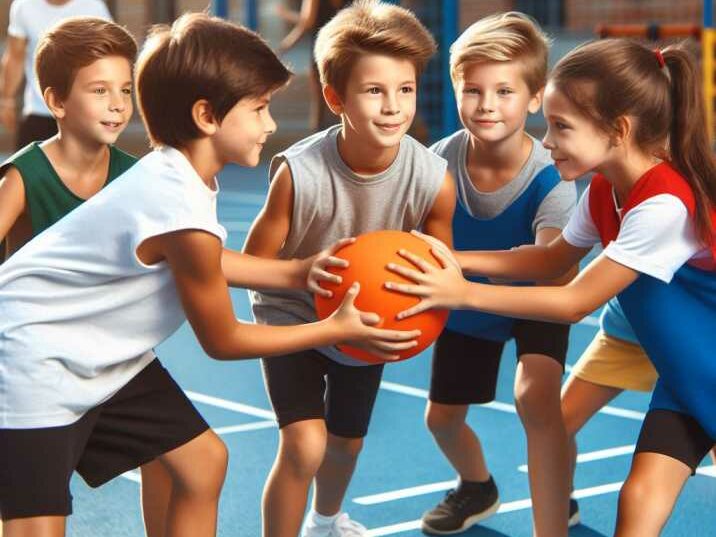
387, 263, 395, 269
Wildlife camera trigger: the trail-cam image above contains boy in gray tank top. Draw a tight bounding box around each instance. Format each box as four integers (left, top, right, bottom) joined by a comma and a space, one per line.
245, 2, 455, 536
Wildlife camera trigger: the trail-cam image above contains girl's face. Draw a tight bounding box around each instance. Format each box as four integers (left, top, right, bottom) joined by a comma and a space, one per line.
541, 82, 613, 181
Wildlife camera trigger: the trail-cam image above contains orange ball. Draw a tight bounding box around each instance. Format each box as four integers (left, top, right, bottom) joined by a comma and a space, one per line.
314, 230, 448, 363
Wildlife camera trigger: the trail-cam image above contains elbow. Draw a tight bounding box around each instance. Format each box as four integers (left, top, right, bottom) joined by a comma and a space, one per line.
562, 304, 593, 324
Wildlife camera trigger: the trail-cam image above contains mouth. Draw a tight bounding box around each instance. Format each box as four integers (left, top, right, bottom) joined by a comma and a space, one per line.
100, 121, 123, 129
375, 122, 403, 132
474, 119, 499, 126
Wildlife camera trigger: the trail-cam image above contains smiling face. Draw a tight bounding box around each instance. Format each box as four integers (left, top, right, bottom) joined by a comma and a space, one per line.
541, 82, 614, 181
53, 55, 133, 146
212, 91, 277, 168
330, 54, 417, 150
455, 60, 541, 145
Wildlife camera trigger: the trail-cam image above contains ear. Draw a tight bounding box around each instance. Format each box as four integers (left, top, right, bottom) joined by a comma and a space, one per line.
322, 85, 343, 115
44, 87, 65, 119
527, 87, 543, 115
611, 116, 632, 147
191, 99, 219, 136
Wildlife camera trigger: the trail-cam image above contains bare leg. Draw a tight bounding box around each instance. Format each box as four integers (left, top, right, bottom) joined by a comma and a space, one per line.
313, 433, 364, 516
158, 429, 228, 537
424, 402, 490, 482
262, 419, 327, 537
141, 458, 174, 537
615, 452, 690, 537
561, 375, 622, 492
3, 516, 65, 537
514, 354, 569, 537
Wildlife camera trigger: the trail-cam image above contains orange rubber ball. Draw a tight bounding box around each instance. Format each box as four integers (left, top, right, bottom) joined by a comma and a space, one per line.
314, 230, 449, 363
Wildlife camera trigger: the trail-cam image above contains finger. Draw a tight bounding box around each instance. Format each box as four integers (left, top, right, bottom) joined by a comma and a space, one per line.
314, 268, 342, 284
368, 349, 400, 361
431, 248, 459, 271
373, 340, 419, 351
386, 263, 425, 282
384, 281, 429, 297
308, 281, 333, 298
395, 302, 431, 320
397, 249, 433, 272
329, 237, 356, 254
340, 281, 360, 306
324, 256, 349, 269
371, 327, 422, 341
360, 312, 381, 325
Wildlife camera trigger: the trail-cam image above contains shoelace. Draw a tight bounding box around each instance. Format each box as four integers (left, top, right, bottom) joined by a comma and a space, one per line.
332, 513, 367, 536
442, 488, 472, 511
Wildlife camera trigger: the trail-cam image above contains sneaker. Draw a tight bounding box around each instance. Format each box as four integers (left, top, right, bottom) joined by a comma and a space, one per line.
302, 512, 367, 537
568, 498, 580, 527
421, 477, 500, 535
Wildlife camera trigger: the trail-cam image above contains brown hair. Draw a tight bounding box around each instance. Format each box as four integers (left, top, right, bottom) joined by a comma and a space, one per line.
136, 12, 292, 149
551, 39, 716, 244
314, 0, 436, 96
450, 11, 550, 94
35, 17, 137, 101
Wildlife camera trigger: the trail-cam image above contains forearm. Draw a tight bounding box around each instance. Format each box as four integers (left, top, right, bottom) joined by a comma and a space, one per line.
460, 281, 593, 324
0, 54, 23, 100
213, 318, 339, 360
455, 245, 566, 281
222, 248, 305, 290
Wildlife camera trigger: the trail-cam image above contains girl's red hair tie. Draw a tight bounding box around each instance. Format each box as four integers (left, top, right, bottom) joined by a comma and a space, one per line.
654, 49, 666, 69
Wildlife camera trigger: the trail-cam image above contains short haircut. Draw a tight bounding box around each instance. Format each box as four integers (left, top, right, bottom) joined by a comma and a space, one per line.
450, 11, 550, 94
35, 17, 137, 101
136, 12, 292, 149
314, 0, 436, 96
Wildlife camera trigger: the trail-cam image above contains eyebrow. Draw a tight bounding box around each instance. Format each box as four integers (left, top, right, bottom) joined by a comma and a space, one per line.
361, 80, 416, 86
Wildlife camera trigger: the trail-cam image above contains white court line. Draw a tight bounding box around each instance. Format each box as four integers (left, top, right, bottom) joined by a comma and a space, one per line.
696, 465, 716, 478
354, 480, 457, 505
364, 481, 624, 536
379, 381, 644, 421
519, 444, 635, 473
214, 420, 277, 435
184, 390, 275, 419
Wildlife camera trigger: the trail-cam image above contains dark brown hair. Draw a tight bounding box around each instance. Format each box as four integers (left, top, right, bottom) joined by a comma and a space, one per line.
551, 39, 716, 243
35, 17, 137, 101
136, 12, 292, 148
314, 0, 436, 96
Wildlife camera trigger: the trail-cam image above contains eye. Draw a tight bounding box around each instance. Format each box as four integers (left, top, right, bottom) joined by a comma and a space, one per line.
367, 87, 381, 95
463, 87, 479, 95
497, 88, 514, 96
122, 88, 132, 96
93, 87, 107, 95
553, 121, 570, 130
400, 86, 414, 94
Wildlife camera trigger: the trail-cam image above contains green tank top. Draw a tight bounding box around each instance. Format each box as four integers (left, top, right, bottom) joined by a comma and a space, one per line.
0, 142, 137, 236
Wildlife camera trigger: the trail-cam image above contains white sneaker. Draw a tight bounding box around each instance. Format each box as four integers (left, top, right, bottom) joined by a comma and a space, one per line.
301, 512, 367, 537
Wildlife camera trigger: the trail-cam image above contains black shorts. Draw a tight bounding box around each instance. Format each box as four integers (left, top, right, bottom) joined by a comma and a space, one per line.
430, 321, 570, 405
16, 114, 58, 149
261, 349, 384, 438
635, 409, 714, 473
0, 359, 209, 520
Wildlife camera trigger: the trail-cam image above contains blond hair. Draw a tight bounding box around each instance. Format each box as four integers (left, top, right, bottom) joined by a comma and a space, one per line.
314, 0, 436, 95
450, 11, 549, 94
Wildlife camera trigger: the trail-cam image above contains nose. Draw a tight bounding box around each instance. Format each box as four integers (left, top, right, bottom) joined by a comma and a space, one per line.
477, 93, 495, 114
381, 92, 400, 116
541, 129, 555, 150
109, 90, 126, 113
264, 109, 277, 134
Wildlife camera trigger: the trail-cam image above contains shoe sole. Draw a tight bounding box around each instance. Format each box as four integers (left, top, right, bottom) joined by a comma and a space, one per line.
568, 511, 581, 528
420, 497, 501, 535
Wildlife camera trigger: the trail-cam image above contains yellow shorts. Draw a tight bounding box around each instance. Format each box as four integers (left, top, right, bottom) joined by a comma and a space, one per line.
570, 331, 658, 392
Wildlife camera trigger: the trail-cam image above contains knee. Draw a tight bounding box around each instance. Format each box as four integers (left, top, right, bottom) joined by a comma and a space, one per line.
175, 433, 228, 498
278, 422, 327, 479
425, 403, 465, 439
514, 381, 561, 430
325, 435, 364, 465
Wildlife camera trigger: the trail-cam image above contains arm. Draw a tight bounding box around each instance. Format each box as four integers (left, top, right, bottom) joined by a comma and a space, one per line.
278, 0, 320, 53
533, 227, 578, 285
0, 36, 27, 133
387, 246, 637, 324
421, 171, 456, 248
0, 167, 27, 243
148, 229, 420, 360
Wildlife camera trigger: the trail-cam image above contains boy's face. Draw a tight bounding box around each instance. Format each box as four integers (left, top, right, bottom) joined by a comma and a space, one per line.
541, 82, 612, 181
455, 61, 540, 145
56, 55, 133, 146
331, 54, 417, 149
212, 91, 276, 167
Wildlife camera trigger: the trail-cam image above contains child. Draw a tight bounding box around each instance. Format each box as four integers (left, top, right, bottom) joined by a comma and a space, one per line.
244, 1, 455, 535
417, 13, 577, 536
386, 39, 716, 537
0, 13, 419, 537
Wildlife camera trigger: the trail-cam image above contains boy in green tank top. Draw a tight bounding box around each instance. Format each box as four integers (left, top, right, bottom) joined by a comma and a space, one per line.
0, 17, 137, 258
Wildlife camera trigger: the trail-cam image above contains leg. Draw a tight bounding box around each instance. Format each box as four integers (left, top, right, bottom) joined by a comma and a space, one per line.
3, 517, 65, 537
615, 452, 689, 537
262, 419, 327, 537
561, 375, 622, 492
141, 459, 174, 537
157, 429, 228, 537
313, 433, 364, 516
514, 354, 569, 537
425, 402, 490, 482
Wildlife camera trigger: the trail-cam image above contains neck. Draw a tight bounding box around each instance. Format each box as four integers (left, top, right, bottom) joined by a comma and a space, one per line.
45, 0, 71, 6
45, 130, 109, 172
467, 129, 531, 172
336, 125, 400, 176
598, 150, 661, 204
178, 139, 221, 188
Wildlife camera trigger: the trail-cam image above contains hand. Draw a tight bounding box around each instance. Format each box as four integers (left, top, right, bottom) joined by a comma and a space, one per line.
306, 237, 355, 298
385, 241, 468, 319
330, 282, 421, 361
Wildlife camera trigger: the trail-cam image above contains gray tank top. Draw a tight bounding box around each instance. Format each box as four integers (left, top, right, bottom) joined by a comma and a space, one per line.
250, 125, 447, 365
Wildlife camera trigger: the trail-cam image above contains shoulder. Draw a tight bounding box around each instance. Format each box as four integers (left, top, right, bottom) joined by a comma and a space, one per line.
81, 0, 112, 17
429, 129, 467, 159
8, 0, 33, 27
110, 145, 139, 174
402, 134, 447, 171
626, 162, 695, 214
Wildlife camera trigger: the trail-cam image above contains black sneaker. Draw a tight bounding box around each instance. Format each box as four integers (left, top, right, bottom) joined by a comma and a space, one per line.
568, 498, 580, 527
421, 477, 500, 535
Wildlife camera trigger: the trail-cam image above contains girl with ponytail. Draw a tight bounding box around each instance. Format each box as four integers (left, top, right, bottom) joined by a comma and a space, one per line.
385, 39, 716, 536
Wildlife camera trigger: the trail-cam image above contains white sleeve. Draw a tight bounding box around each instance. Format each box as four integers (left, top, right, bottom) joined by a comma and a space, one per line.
604, 194, 702, 282
94, 0, 112, 20
533, 180, 577, 233
561, 185, 601, 248
8, 0, 27, 39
